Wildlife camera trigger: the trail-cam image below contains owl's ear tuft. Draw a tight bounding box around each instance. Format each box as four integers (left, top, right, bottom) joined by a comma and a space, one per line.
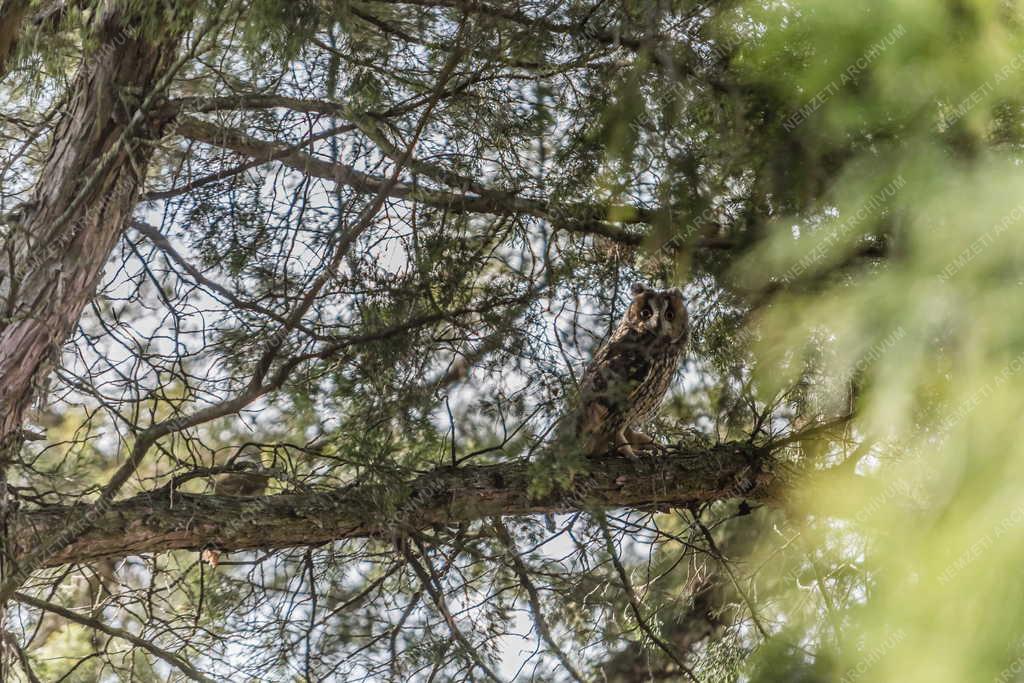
630, 282, 648, 296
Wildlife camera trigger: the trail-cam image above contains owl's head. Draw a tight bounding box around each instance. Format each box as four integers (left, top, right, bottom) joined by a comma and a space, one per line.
626, 282, 689, 344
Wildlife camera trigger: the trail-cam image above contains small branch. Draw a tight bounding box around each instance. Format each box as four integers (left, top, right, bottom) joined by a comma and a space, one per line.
597, 512, 700, 682
131, 220, 322, 337
688, 510, 771, 640
492, 518, 587, 683
1, 629, 41, 683
13, 592, 213, 682
402, 538, 504, 682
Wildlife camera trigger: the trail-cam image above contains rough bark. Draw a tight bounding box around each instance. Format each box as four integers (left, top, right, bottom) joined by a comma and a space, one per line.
9, 443, 778, 568
0, 7, 182, 446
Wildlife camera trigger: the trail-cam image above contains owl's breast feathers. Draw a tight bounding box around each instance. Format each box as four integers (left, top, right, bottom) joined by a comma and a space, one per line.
576, 328, 685, 438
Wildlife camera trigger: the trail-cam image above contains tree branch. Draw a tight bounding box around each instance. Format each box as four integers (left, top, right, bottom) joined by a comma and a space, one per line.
13, 592, 214, 682
367, 0, 696, 72
173, 116, 654, 246
492, 518, 587, 683
10, 443, 777, 569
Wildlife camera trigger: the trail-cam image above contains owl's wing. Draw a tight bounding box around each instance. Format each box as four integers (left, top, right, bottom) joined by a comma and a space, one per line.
579, 333, 653, 412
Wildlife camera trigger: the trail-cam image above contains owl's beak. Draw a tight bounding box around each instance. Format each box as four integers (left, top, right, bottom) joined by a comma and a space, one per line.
652, 301, 670, 334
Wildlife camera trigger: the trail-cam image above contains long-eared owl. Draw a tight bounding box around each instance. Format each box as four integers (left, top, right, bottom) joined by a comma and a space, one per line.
575, 282, 689, 457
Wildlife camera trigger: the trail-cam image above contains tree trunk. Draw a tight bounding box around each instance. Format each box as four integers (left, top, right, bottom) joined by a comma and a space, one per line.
0, 7, 181, 446
0, 6, 183, 676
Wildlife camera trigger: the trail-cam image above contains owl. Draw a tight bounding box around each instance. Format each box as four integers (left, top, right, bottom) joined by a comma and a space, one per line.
213, 448, 271, 497
574, 282, 689, 458
213, 468, 271, 497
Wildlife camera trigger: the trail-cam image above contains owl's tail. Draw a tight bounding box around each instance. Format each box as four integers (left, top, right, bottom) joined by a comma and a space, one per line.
547, 408, 602, 461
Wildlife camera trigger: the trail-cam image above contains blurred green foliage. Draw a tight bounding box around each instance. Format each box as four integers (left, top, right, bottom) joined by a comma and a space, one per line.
9, 0, 1024, 680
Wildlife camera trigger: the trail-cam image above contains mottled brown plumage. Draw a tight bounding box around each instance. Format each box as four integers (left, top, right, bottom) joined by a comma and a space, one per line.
213, 448, 271, 497
575, 283, 689, 457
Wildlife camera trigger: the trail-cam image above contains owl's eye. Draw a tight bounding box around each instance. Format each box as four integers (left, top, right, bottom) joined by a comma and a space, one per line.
640, 306, 653, 319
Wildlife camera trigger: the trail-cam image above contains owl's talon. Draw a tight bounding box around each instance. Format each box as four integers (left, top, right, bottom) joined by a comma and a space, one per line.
626, 428, 655, 445
616, 444, 639, 459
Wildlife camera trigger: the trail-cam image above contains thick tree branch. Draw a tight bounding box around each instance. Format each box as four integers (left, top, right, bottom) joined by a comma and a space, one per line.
168, 114, 746, 252
173, 116, 654, 245
10, 443, 777, 568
